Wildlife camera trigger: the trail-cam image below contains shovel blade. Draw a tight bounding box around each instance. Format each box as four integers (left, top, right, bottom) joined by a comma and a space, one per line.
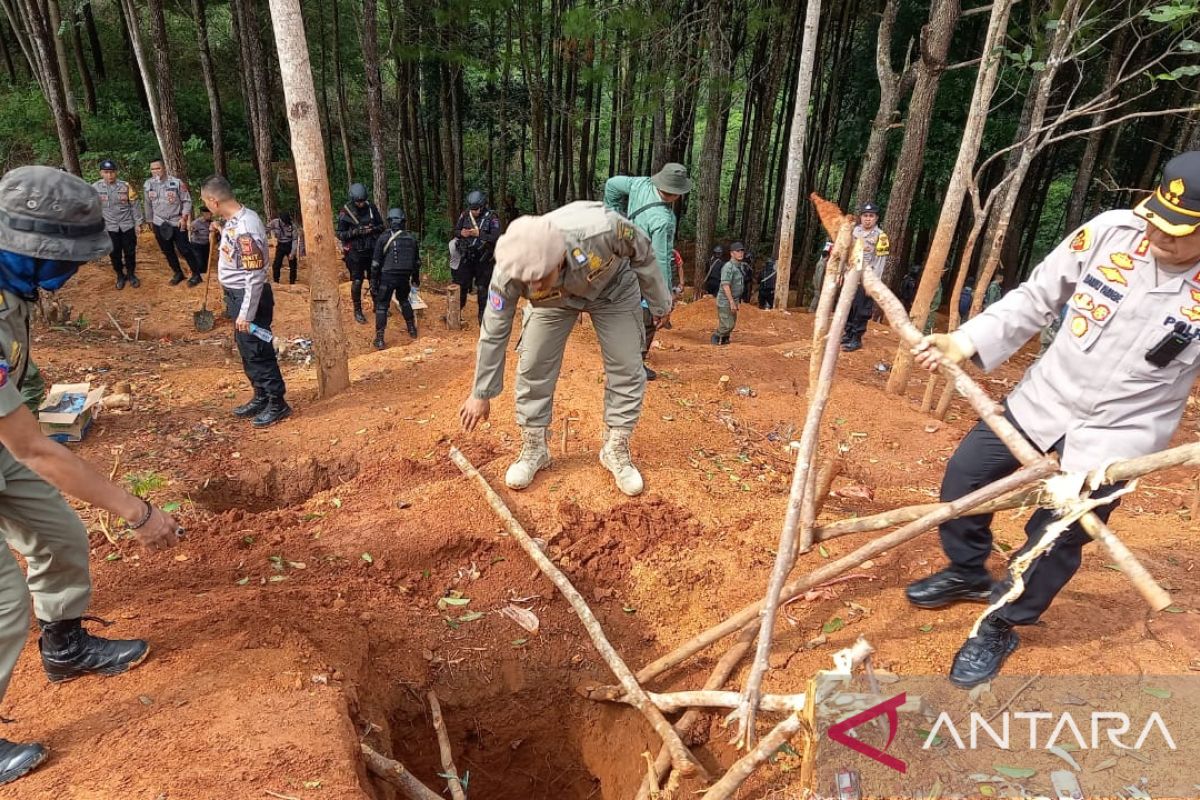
194, 309, 215, 332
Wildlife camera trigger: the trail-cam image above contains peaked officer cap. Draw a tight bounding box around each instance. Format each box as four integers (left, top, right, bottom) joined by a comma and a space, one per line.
1135, 150, 1200, 236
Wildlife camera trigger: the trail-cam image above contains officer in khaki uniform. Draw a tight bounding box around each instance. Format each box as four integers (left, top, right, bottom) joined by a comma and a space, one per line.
92, 159, 143, 290
0, 166, 180, 785
841, 201, 889, 351
459, 201, 672, 496
907, 151, 1200, 688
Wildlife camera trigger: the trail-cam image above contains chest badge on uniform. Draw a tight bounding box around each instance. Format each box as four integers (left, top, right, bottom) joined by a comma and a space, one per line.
1110, 252, 1133, 269
1098, 258, 1132, 286
571, 248, 587, 267
1180, 289, 1200, 323
1070, 316, 1089, 337
1069, 227, 1092, 252
1071, 292, 1110, 322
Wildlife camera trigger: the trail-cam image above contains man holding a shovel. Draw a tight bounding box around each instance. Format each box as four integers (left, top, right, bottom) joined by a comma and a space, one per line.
200, 176, 291, 428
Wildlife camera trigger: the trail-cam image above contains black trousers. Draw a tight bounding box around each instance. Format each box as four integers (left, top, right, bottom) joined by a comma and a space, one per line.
842, 286, 874, 341
939, 410, 1124, 626
153, 223, 200, 277
223, 284, 286, 400
191, 242, 210, 274
272, 241, 296, 283
107, 228, 137, 277
457, 255, 492, 323
345, 250, 373, 311
374, 275, 414, 332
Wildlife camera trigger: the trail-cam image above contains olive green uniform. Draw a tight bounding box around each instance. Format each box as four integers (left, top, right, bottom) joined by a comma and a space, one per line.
0, 290, 92, 698
472, 201, 671, 429
716, 260, 744, 338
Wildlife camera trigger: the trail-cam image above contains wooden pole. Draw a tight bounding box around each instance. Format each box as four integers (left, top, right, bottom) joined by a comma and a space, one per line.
361, 744, 443, 800
449, 447, 707, 779
426, 692, 465, 800
808, 217, 855, 395
266, 0, 351, 398
446, 283, 462, 330
700, 714, 806, 800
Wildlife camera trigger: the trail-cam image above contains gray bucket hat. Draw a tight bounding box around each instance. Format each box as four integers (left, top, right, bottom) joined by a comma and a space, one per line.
0, 166, 110, 261
651, 162, 693, 195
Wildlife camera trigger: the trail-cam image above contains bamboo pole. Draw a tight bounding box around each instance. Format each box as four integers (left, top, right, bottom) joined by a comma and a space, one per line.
449, 447, 707, 779
426, 691, 465, 800
361, 744, 443, 800
586, 459, 1057, 701
736, 248, 863, 748
860, 269, 1171, 611
808, 217, 856, 396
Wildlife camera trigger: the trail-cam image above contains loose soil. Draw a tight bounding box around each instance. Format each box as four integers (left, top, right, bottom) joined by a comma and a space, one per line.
4, 239, 1198, 799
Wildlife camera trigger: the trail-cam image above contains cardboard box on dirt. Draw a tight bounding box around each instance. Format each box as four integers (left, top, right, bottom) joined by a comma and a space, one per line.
38, 382, 104, 443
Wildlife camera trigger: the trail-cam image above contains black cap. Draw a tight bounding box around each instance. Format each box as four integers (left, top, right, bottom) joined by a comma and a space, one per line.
730, 241, 746, 252
860, 201, 880, 215
1135, 151, 1200, 236
99, 159, 117, 171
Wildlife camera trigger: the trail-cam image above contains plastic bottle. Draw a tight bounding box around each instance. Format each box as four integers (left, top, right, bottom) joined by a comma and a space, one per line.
248, 323, 274, 343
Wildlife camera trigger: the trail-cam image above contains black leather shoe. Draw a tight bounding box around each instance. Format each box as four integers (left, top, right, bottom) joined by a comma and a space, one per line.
644, 364, 657, 381
39, 618, 149, 683
906, 568, 993, 608
354, 309, 367, 325
842, 338, 863, 352
129, 275, 141, 288
720, 334, 731, 345
187, 274, 202, 287
373, 334, 386, 350
0, 739, 47, 786
115, 277, 126, 290
406, 320, 418, 339
710, 333, 721, 345
252, 398, 292, 428
233, 395, 268, 418
949, 617, 1020, 688
169, 272, 185, 286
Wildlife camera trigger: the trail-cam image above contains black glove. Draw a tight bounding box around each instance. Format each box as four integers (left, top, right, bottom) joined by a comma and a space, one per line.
371, 269, 381, 288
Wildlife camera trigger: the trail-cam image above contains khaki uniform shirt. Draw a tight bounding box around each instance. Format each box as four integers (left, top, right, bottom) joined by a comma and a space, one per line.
960, 209, 1200, 471
718, 260, 744, 308
855, 224, 890, 278
143, 175, 192, 226
472, 201, 671, 400
0, 290, 33, 419
93, 179, 143, 232
217, 206, 269, 321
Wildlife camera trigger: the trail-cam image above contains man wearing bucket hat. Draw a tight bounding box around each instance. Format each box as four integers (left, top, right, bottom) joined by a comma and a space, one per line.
604, 162, 690, 380
458, 201, 671, 496
0, 165, 181, 785
906, 151, 1200, 688
92, 159, 144, 290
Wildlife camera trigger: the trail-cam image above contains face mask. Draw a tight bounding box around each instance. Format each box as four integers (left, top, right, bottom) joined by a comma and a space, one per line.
0, 250, 82, 298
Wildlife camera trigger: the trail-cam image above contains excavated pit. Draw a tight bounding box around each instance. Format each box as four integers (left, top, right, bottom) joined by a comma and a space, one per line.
193, 453, 362, 512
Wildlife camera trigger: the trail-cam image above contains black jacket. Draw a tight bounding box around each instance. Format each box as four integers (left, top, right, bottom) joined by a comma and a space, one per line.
371, 228, 421, 283
337, 202, 385, 254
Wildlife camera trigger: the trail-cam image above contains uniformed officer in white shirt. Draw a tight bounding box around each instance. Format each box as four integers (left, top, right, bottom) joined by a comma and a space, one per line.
841, 201, 890, 351
907, 151, 1200, 687
143, 158, 202, 286
93, 159, 144, 290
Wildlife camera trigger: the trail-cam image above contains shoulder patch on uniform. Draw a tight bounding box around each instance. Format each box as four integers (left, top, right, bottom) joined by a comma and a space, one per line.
875, 232, 891, 255
618, 221, 636, 240
1069, 226, 1092, 252
0, 359, 9, 388
238, 234, 264, 270
571, 248, 587, 266
1182, 289, 1200, 323
1135, 236, 1151, 258
488, 290, 505, 311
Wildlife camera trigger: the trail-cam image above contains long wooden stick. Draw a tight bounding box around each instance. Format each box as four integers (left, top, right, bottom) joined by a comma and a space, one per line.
449, 447, 706, 779
641, 690, 926, 715
361, 743, 444, 800
737, 253, 863, 749
700, 713, 806, 800
426, 691, 466, 800
860, 269, 1171, 611
808, 218, 856, 396
814, 440, 1200, 541
634, 625, 757, 800
586, 459, 1056, 701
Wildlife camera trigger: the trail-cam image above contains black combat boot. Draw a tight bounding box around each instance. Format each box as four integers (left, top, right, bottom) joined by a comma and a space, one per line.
129, 273, 141, 288
710, 333, 721, 345
39, 617, 149, 683
949, 616, 1020, 688
352, 280, 367, 324
644, 364, 657, 381
115, 276, 126, 290
842, 338, 862, 352
187, 273, 202, 287
404, 316, 418, 339
232, 393, 268, 418
0, 740, 47, 786
169, 272, 185, 286
905, 568, 993, 609
374, 331, 386, 350
252, 397, 292, 428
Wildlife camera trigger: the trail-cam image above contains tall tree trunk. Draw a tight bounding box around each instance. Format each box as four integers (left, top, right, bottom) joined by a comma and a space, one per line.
1063, 30, 1126, 232
692, 0, 735, 289
193, 0, 227, 175
742, 20, 790, 248
0, 17, 16, 82
45, 0, 79, 128
232, 0, 277, 219
69, 9, 96, 114
772, 0, 821, 309
82, 2, 103, 78
616, 40, 637, 174
886, 0, 1013, 394
265, 0, 350, 398
576, 34, 595, 199
147, 0, 188, 173
12, 0, 79, 172
726, 83, 753, 231
517, 0, 551, 211
114, 0, 151, 113
361, 0, 388, 209
854, 0, 909, 206
879, 0, 960, 286
331, 0, 354, 185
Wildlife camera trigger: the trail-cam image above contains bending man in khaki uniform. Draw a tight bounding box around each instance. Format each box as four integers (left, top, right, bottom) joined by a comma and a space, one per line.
0, 166, 180, 785
459, 201, 671, 496
907, 151, 1200, 688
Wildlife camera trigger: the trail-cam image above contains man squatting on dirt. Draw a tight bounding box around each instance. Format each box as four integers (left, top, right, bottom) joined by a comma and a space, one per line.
907, 151, 1200, 688
0, 166, 181, 786
459, 201, 672, 497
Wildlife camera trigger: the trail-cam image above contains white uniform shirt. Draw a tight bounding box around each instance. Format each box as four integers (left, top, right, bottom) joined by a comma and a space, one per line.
217, 205, 269, 322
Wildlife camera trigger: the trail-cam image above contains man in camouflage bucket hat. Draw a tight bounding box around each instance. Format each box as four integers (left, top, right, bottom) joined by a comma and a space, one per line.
0, 166, 181, 786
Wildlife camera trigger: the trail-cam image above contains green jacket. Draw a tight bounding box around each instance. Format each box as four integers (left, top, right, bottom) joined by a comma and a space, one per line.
603, 175, 676, 290
718, 260, 744, 308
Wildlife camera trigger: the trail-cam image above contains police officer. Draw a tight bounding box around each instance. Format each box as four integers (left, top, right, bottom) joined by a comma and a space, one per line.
201, 175, 291, 427
336, 183, 385, 324
189, 206, 214, 274
808, 240, 834, 312
713, 242, 746, 345
758, 257, 777, 310
143, 158, 202, 286
93, 159, 143, 290
906, 151, 1200, 688
840, 203, 890, 351
458, 201, 672, 497
604, 162, 691, 380
0, 166, 181, 786
371, 208, 421, 349
703, 244, 725, 298
455, 190, 502, 325
268, 211, 301, 284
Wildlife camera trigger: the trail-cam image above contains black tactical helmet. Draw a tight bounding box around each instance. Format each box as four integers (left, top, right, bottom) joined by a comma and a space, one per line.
467, 190, 486, 209
387, 207, 406, 226
349, 183, 368, 202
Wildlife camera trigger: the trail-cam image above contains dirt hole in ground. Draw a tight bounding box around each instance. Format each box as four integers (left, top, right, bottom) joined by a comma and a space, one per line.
193, 453, 361, 513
